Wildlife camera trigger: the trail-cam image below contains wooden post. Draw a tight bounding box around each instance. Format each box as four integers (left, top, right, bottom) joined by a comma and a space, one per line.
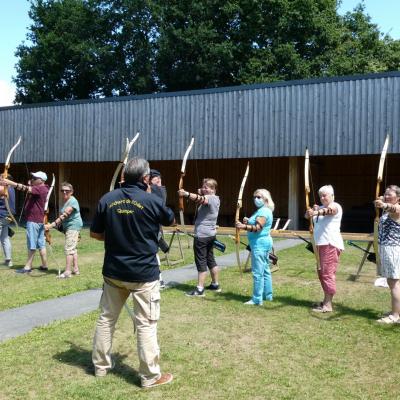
288, 157, 299, 230
58, 162, 66, 213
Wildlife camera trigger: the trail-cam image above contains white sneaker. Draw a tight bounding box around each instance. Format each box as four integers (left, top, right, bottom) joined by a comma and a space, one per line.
244, 299, 263, 306
5, 260, 13, 267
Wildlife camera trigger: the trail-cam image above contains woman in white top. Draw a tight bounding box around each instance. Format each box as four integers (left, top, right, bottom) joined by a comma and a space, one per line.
306, 185, 344, 313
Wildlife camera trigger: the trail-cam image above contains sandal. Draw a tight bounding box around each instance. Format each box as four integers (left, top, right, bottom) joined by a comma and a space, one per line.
72, 269, 80, 275
377, 315, 399, 324
58, 271, 72, 279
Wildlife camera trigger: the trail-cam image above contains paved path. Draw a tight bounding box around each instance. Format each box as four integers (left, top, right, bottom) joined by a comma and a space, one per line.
0, 239, 301, 342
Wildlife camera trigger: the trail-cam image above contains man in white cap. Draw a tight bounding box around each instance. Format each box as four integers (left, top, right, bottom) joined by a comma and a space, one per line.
0, 171, 50, 273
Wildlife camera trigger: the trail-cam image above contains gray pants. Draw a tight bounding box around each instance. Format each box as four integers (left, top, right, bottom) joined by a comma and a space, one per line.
0, 217, 11, 261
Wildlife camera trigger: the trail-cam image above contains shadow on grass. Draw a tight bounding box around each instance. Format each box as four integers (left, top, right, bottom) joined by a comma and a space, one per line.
274, 294, 381, 321
170, 280, 385, 322
170, 282, 256, 304
6, 265, 60, 277
54, 341, 141, 387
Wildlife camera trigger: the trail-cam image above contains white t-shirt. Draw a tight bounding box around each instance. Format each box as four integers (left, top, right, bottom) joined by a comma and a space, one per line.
313, 202, 344, 250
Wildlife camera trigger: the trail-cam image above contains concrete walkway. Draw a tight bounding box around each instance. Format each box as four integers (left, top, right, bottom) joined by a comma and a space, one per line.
0, 239, 301, 342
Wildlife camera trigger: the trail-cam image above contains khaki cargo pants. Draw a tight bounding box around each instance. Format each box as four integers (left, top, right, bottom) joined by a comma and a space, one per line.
92, 277, 161, 386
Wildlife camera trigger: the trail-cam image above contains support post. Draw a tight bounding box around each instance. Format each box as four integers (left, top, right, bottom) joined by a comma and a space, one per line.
288, 157, 299, 230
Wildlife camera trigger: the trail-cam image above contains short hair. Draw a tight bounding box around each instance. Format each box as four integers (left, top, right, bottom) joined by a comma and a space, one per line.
61, 182, 73, 191
203, 178, 218, 192
318, 185, 334, 196
385, 185, 400, 198
253, 189, 275, 212
124, 157, 150, 184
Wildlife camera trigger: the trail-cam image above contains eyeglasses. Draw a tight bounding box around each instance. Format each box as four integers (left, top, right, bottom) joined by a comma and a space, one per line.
61, 189, 72, 193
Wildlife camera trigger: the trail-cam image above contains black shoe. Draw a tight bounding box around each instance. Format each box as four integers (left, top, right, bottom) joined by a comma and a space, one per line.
16, 268, 32, 274
39, 266, 48, 271
160, 280, 166, 289
206, 283, 221, 292
185, 288, 205, 297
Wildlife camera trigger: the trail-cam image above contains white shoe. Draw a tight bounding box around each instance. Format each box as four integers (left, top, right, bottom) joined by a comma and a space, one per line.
244, 299, 262, 306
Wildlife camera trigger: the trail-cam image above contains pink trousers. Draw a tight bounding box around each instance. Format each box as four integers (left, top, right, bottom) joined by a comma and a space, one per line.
317, 244, 341, 295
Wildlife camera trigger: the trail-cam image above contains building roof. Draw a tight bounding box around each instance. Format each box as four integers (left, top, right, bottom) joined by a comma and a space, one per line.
1, 71, 399, 162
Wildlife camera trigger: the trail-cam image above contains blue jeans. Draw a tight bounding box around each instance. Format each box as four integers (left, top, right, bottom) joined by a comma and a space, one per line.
251, 248, 273, 304
0, 217, 12, 260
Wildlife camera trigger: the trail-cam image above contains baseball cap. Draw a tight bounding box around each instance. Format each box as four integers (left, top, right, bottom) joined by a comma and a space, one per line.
150, 169, 161, 178
31, 171, 48, 181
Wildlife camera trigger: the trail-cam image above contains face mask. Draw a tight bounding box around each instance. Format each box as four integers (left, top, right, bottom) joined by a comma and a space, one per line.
254, 198, 264, 208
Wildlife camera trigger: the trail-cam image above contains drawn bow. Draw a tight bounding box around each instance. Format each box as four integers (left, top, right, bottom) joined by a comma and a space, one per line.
2, 137, 22, 228
235, 162, 249, 275
178, 137, 195, 239
44, 174, 56, 245
109, 133, 140, 191
304, 148, 320, 270
374, 135, 389, 273
109, 135, 140, 318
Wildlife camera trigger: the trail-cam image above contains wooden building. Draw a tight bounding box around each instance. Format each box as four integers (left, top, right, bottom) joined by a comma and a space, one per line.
1, 71, 400, 231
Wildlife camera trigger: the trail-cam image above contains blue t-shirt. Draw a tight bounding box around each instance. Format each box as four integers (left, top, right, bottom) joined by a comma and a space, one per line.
247, 206, 273, 251
61, 196, 83, 231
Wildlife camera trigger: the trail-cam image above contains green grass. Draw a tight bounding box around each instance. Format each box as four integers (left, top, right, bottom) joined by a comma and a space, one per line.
0, 228, 239, 311
1, 240, 399, 399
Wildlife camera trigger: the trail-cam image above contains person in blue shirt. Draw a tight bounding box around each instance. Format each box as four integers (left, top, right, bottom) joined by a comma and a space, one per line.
236, 189, 274, 306
45, 182, 83, 278
0, 177, 16, 267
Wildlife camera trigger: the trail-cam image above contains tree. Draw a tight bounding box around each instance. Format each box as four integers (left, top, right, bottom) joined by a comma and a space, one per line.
14, 0, 157, 103
13, 0, 400, 103
326, 4, 400, 76
14, 0, 112, 103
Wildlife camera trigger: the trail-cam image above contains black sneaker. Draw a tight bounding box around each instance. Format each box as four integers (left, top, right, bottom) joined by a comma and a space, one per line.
206, 283, 221, 292
185, 288, 205, 297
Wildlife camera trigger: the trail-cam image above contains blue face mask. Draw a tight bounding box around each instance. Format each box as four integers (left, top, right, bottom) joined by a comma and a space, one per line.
254, 197, 264, 208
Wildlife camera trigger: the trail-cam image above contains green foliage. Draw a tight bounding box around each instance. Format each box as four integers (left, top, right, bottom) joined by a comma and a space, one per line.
13, 0, 400, 103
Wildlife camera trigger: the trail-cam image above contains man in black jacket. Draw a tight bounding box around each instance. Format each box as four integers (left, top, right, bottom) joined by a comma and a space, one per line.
91, 157, 175, 388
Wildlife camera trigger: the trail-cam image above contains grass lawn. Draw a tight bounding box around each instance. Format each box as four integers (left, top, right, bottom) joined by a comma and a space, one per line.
1, 239, 399, 399
0, 228, 238, 311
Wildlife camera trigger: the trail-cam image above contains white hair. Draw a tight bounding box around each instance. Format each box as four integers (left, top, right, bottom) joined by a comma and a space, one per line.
254, 189, 275, 212
318, 185, 334, 197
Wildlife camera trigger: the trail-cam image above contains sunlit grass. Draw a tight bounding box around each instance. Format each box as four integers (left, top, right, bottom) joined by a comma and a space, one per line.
0, 242, 398, 399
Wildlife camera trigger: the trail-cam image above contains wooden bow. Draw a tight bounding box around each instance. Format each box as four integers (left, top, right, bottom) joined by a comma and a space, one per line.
178, 137, 195, 234
2, 137, 22, 228
109, 135, 140, 318
109, 133, 140, 191
304, 148, 320, 270
374, 135, 389, 272
234, 162, 249, 275
44, 174, 55, 245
